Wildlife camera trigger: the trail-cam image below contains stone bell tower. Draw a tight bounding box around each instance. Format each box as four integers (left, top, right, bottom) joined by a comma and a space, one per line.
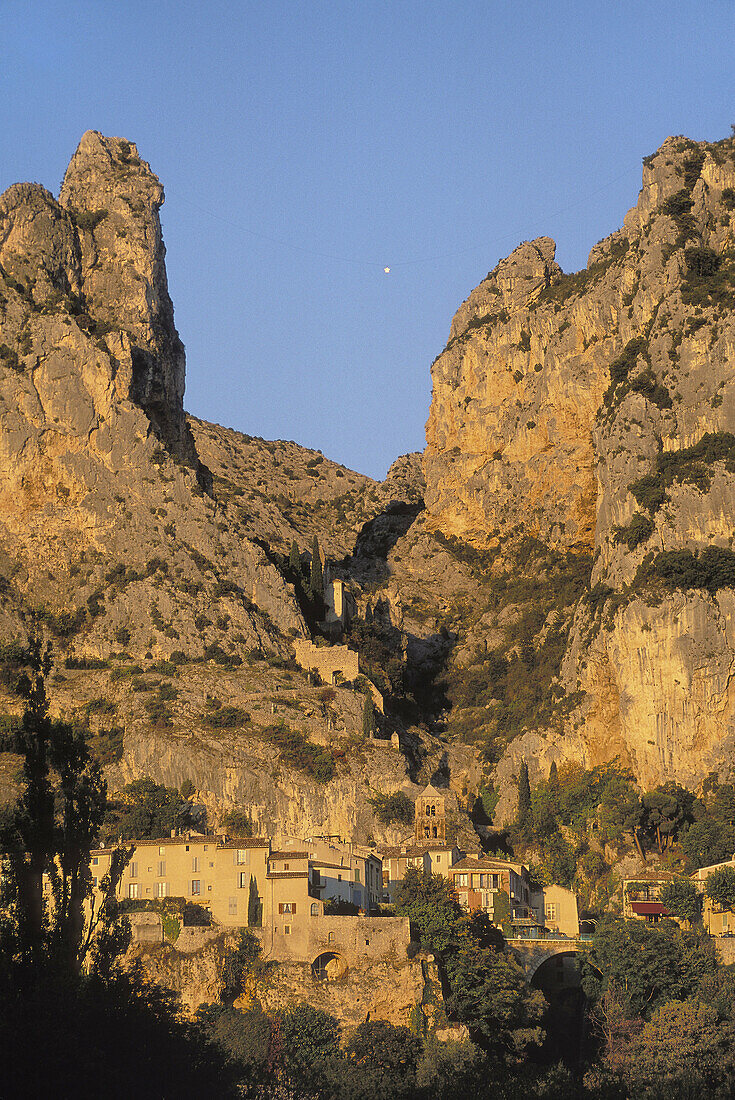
414, 784, 446, 844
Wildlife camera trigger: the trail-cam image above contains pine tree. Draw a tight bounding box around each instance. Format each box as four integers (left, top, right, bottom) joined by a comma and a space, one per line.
309, 535, 323, 599
516, 760, 531, 833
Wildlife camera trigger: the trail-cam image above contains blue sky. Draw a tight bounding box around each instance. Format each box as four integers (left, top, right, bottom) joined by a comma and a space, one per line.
2, 1, 734, 478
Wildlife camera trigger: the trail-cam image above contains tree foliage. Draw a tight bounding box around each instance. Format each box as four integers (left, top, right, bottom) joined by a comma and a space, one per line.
394, 866, 464, 955
705, 865, 735, 912
581, 916, 718, 1020
102, 776, 199, 842
659, 878, 702, 924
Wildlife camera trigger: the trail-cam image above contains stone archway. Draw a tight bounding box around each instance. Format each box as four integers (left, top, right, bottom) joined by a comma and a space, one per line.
531, 951, 585, 1068
311, 952, 348, 981
528, 948, 581, 986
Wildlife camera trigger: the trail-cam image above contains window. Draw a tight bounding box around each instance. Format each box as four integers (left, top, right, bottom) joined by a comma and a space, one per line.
156, 882, 169, 898
432, 826, 438, 838
455, 874, 468, 887
365, 939, 370, 946
229, 897, 237, 916
185, 845, 190, 851
328, 931, 335, 943
284, 863, 289, 871
284, 925, 291, 935
435, 855, 442, 863
236, 849, 248, 865
311, 902, 319, 916
128, 883, 139, 899
278, 902, 296, 914
238, 872, 248, 888
545, 903, 557, 921
92, 877, 98, 889
191, 880, 201, 896
192, 856, 200, 872
430, 805, 436, 816
337, 874, 342, 882
426, 805, 431, 817
204, 845, 208, 851
92, 857, 99, 866
157, 860, 166, 877
424, 827, 430, 838
158, 846, 165, 855
129, 862, 138, 879
355, 869, 361, 883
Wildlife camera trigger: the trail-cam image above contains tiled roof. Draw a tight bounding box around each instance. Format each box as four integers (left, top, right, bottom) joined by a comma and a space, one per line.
269, 850, 309, 860
90, 834, 269, 854
267, 871, 309, 879
218, 838, 270, 849
451, 858, 523, 873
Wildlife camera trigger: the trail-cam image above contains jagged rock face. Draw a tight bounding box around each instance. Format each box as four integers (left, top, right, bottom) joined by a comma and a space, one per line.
0, 133, 304, 658
424, 234, 606, 547
59, 131, 192, 460
422, 132, 735, 796
0, 132, 476, 850
563, 137, 735, 790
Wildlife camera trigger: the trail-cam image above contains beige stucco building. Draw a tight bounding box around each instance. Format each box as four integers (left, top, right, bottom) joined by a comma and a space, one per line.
89, 830, 386, 954
691, 857, 735, 935
90, 833, 271, 927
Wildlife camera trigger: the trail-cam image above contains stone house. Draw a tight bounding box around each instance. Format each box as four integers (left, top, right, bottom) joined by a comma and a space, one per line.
622, 872, 678, 922
450, 856, 533, 923
90, 832, 271, 928
88, 830, 392, 965
530, 883, 580, 938
691, 856, 735, 935
379, 842, 462, 904
292, 639, 359, 685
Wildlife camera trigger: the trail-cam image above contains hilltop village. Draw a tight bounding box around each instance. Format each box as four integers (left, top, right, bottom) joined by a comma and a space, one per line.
4, 127, 735, 1095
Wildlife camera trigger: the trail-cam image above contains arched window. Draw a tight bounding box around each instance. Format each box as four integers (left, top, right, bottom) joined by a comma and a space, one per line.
432, 826, 438, 838
430, 805, 436, 816
426, 805, 431, 816
311, 902, 319, 916
424, 827, 430, 838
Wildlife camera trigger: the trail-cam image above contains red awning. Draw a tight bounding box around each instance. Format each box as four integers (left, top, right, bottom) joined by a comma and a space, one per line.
631, 901, 670, 916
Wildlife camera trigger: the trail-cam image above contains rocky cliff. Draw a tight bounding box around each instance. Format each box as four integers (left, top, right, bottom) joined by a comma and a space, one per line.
0, 132, 467, 845
418, 133, 735, 809
2, 129, 735, 842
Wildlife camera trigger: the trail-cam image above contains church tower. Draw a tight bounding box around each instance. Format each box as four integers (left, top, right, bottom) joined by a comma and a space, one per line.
414, 784, 446, 845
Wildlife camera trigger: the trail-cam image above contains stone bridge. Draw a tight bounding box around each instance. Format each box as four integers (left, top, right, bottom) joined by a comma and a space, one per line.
508, 935, 593, 981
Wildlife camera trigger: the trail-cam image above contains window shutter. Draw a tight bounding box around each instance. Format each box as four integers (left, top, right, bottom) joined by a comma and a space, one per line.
279, 903, 284, 914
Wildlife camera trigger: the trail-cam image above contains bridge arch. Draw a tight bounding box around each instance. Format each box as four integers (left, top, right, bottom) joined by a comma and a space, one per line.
526, 946, 580, 983
311, 952, 348, 981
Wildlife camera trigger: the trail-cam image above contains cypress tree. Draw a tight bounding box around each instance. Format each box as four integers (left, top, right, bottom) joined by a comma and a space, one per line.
310, 535, 323, 600
517, 760, 531, 831
362, 694, 375, 739
288, 540, 301, 576
548, 760, 558, 791
247, 875, 261, 927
